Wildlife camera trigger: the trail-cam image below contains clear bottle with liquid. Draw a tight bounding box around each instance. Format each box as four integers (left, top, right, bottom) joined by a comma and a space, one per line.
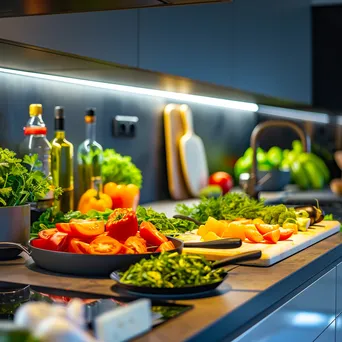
51, 106, 74, 212
19, 104, 53, 201
77, 108, 103, 196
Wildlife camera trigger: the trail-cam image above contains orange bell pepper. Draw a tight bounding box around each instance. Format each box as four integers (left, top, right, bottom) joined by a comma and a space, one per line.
77, 188, 113, 214
103, 182, 140, 210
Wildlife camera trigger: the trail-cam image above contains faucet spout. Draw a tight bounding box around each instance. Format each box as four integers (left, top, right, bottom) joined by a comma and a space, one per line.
247, 120, 311, 198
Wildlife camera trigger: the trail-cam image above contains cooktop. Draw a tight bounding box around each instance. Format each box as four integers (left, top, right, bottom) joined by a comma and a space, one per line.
0, 282, 193, 329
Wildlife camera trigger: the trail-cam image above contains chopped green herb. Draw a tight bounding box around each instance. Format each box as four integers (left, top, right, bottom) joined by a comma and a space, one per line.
119, 252, 225, 288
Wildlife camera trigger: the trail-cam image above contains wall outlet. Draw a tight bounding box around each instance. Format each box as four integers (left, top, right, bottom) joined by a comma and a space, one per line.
113, 115, 139, 138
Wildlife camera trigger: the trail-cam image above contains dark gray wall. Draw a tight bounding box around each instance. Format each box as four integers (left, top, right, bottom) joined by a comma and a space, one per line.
0, 72, 256, 203
0, 0, 311, 103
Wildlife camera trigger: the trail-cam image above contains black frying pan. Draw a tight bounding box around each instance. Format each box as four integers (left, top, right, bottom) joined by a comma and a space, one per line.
110, 250, 262, 295
0, 237, 241, 277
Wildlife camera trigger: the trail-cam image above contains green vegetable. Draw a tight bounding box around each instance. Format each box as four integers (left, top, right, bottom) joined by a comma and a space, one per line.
260, 204, 297, 225
267, 146, 283, 167
119, 252, 225, 288
136, 206, 197, 236
176, 193, 265, 223
102, 149, 142, 188
30, 207, 113, 238
0, 148, 62, 207
324, 214, 334, 221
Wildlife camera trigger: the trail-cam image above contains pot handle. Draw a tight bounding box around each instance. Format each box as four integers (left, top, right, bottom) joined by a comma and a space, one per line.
0, 242, 31, 256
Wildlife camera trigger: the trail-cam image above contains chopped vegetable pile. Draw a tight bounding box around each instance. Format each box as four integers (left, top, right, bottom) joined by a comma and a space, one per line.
119, 252, 226, 288
31, 208, 176, 255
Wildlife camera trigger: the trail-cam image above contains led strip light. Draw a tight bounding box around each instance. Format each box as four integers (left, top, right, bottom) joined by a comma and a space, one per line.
0, 67, 258, 112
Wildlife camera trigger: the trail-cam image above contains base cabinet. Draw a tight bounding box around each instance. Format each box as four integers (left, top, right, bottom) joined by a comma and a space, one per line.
336, 314, 342, 342
233, 268, 336, 342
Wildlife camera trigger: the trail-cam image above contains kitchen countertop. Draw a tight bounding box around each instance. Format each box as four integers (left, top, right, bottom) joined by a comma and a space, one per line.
1, 232, 341, 341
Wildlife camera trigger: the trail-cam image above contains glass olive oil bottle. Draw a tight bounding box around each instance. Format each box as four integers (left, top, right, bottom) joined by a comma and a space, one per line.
51, 106, 74, 212
77, 108, 103, 196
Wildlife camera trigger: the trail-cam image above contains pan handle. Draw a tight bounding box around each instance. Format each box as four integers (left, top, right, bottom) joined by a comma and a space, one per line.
211, 250, 262, 269
184, 238, 242, 249
0, 242, 31, 256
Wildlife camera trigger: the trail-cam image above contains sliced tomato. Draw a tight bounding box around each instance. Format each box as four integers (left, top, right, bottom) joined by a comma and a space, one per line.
245, 228, 263, 243
68, 238, 90, 254
279, 228, 294, 241
263, 229, 280, 244
140, 222, 168, 246
56, 223, 72, 234
69, 220, 105, 239
156, 241, 176, 252
89, 236, 123, 255
38, 228, 58, 240
31, 238, 49, 249
256, 224, 280, 235
124, 236, 147, 254
46, 232, 69, 251
119, 245, 135, 254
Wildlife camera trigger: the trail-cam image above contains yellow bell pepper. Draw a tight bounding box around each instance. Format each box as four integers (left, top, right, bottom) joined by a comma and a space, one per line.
78, 189, 113, 214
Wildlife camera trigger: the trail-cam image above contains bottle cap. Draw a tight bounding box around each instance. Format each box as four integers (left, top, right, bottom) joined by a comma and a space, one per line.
29, 104, 43, 117
85, 108, 96, 123
55, 106, 64, 119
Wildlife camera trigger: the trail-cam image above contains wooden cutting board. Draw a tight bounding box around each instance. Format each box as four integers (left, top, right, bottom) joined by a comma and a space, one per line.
164, 104, 190, 200
183, 221, 341, 266
179, 104, 208, 197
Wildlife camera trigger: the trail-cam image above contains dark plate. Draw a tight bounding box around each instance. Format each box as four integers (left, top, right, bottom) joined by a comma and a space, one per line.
29, 236, 183, 277
110, 271, 229, 295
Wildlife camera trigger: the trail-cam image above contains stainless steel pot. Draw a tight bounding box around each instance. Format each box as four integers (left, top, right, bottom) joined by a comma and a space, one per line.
0, 204, 31, 260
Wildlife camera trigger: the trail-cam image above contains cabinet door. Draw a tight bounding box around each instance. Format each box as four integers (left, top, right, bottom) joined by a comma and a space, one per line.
139, 3, 234, 86
0, 11, 139, 67
314, 321, 335, 342
233, 268, 336, 342
337, 261, 342, 316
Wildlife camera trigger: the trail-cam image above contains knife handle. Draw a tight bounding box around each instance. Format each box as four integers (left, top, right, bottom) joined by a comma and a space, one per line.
184, 238, 242, 249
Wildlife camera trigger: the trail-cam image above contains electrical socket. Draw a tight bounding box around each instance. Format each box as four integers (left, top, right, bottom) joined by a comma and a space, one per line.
113, 115, 139, 138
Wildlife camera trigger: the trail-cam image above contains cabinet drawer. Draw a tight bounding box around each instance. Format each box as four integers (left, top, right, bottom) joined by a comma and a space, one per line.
337, 261, 342, 316
233, 268, 336, 342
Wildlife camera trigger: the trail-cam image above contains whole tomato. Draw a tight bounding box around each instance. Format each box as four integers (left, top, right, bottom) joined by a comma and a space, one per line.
209, 172, 234, 194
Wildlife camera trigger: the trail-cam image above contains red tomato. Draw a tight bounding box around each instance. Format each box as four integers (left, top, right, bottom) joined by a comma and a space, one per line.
279, 228, 294, 241
140, 222, 168, 246
106, 209, 138, 241
38, 228, 58, 240
263, 229, 280, 244
245, 228, 263, 243
209, 172, 234, 194
31, 238, 49, 249
124, 236, 147, 254
68, 239, 90, 254
46, 232, 69, 251
69, 220, 105, 239
56, 223, 72, 234
89, 236, 123, 255
156, 241, 176, 252
256, 224, 280, 235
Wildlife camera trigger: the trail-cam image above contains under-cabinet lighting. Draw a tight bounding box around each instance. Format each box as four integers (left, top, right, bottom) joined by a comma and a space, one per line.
0, 67, 258, 112
258, 105, 330, 124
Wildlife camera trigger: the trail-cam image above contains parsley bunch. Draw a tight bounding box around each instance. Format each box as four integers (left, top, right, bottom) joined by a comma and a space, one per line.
0, 148, 62, 207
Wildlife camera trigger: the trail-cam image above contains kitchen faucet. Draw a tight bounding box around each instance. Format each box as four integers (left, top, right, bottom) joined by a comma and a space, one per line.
245, 120, 311, 198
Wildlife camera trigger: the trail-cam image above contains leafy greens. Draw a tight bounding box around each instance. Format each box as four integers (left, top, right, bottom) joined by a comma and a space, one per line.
0, 148, 62, 207
102, 149, 142, 188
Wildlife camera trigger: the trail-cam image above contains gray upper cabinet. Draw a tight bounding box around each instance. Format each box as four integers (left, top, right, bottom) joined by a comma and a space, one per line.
139, 0, 312, 104
0, 10, 139, 67
138, 3, 234, 87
